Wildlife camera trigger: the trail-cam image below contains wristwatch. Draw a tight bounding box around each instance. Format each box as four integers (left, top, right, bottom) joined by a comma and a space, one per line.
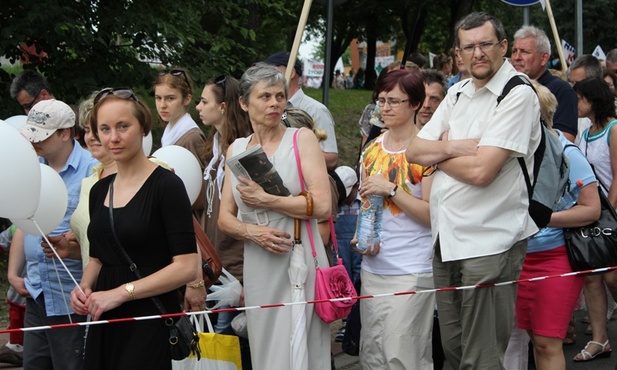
388, 185, 398, 198
125, 282, 135, 301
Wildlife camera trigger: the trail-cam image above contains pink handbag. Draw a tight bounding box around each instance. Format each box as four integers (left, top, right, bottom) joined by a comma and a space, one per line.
293, 129, 357, 323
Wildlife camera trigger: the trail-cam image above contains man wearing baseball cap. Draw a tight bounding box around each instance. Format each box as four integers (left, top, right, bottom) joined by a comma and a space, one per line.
8, 99, 97, 369
264, 51, 339, 170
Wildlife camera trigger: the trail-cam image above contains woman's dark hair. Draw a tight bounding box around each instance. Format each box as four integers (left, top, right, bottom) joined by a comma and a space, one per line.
376, 69, 426, 112
604, 70, 617, 95
573, 77, 616, 127
202, 76, 252, 163
433, 53, 452, 71
372, 61, 402, 101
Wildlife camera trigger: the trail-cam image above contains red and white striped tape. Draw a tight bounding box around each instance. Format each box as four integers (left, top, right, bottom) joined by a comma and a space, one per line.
2, 265, 614, 334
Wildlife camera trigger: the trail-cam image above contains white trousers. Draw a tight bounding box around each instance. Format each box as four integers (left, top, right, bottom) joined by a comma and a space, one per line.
359, 270, 435, 370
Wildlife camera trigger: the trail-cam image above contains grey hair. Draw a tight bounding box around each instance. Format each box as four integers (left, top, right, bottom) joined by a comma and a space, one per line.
78, 91, 99, 129
567, 55, 603, 79
454, 12, 506, 47
239, 62, 288, 103
607, 49, 617, 64
514, 25, 551, 55
9, 70, 53, 99
421, 69, 448, 98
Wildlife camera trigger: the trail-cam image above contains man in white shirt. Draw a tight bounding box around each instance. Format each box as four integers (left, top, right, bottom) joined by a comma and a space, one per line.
264, 51, 339, 170
407, 12, 541, 369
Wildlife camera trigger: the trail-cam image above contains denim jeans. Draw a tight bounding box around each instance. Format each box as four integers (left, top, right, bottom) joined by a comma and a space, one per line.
335, 201, 362, 284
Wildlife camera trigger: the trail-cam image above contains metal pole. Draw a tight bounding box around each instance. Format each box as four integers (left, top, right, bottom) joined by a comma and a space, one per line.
576, 0, 583, 56
523, 6, 530, 26
322, 0, 334, 107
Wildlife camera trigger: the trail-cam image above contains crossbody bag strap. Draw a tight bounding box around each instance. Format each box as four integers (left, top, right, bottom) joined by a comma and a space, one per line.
108, 180, 168, 315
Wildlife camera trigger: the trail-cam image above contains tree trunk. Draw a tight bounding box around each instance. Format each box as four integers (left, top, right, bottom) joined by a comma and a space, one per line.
364, 31, 377, 91
449, 0, 476, 47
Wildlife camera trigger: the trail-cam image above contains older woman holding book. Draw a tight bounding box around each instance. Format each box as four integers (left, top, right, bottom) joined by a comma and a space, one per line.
218, 63, 331, 369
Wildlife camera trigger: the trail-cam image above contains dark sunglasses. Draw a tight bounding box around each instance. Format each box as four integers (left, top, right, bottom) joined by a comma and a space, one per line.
158, 69, 190, 87
94, 87, 139, 105
214, 75, 226, 93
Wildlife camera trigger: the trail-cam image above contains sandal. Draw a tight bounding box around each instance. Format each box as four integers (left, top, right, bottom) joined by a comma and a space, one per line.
573, 340, 612, 362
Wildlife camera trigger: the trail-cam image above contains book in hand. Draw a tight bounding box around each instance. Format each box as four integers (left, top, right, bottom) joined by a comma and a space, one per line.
226, 144, 291, 196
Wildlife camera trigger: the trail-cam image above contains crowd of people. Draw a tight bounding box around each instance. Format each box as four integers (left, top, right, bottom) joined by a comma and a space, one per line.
2, 9, 617, 370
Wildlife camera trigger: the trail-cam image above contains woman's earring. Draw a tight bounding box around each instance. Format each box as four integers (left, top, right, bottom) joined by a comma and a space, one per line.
220, 111, 225, 116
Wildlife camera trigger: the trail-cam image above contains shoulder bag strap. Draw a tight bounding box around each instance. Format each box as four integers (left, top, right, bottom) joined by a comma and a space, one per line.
292, 130, 339, 263
108, 180, 168, 315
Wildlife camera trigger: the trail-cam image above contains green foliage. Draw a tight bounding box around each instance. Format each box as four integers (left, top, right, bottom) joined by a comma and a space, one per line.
0, 0, 291, 119
303, 88, 372, 168
1, 0, 616, 120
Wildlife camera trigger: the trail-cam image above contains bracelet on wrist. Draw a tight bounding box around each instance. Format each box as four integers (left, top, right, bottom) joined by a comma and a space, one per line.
298, 190, 313, 216
186, 280, 205, 289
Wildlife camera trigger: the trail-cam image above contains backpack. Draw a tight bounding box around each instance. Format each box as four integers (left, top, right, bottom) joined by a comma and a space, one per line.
455, 75, 570, 228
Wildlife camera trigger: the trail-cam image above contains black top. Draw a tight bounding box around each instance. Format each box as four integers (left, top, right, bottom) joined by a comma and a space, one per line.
537, 69, 578, 138
85, 166, 196, 370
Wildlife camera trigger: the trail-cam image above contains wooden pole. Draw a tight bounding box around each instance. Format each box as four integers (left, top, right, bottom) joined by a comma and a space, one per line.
286, 0, 313, 84
544, 0, 567, 73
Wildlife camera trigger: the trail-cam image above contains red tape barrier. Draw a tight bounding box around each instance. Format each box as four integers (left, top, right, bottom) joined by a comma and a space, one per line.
3, 265, 615, 334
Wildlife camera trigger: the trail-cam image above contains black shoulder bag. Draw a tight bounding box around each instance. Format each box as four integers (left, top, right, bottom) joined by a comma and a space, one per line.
108, 181, 200, 360
563, 144, 617, 271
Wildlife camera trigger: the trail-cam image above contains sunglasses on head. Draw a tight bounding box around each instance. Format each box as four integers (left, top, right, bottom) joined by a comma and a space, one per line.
94, 87, 139, 105
158, 69, 190, 87
214, 75, 226, 93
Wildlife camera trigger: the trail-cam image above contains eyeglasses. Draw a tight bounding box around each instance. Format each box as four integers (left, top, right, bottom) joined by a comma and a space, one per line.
460, 40, 502, 55
94, 87, 139, 105
22, 89, 42, 111
377, 98, 409, 108
214, 75, 226, 93
158, 69, 190, 87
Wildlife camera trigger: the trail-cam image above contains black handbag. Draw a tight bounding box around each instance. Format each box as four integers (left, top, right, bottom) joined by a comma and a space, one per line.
564, 180, 617, 271
108, 181, 200, 360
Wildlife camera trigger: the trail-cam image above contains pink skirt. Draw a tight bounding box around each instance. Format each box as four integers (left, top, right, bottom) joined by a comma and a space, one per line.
516, 245, 584, 339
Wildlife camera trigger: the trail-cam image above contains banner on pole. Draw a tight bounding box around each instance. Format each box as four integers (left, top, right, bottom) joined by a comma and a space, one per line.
375, 55, 395, 74
561, 40, 576, 66
304, 59, 325, 77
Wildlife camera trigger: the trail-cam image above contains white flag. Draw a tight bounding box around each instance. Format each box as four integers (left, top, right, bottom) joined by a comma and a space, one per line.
592, 45, 607, 61
538, 0, 546, 10
428, 52, 437, 68
561, 40, 576, 66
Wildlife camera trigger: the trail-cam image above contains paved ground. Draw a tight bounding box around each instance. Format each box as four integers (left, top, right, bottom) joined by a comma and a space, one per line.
2, 309, 617, 369
333, 309, 617, 370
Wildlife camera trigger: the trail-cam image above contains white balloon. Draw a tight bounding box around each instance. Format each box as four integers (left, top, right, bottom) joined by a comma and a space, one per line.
11, 164, 68, 235
142, 131, 153, 156
0, 122, 41, 219
152, 145, 202, 205
4, 115, 28, 130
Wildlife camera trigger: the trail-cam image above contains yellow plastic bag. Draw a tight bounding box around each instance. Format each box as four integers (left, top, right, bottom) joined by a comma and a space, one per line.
172, 313, 242, 370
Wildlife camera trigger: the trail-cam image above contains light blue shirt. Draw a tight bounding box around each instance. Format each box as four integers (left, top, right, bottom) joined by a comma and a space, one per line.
527, 132, 597, 253
24, 140, 97, 316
